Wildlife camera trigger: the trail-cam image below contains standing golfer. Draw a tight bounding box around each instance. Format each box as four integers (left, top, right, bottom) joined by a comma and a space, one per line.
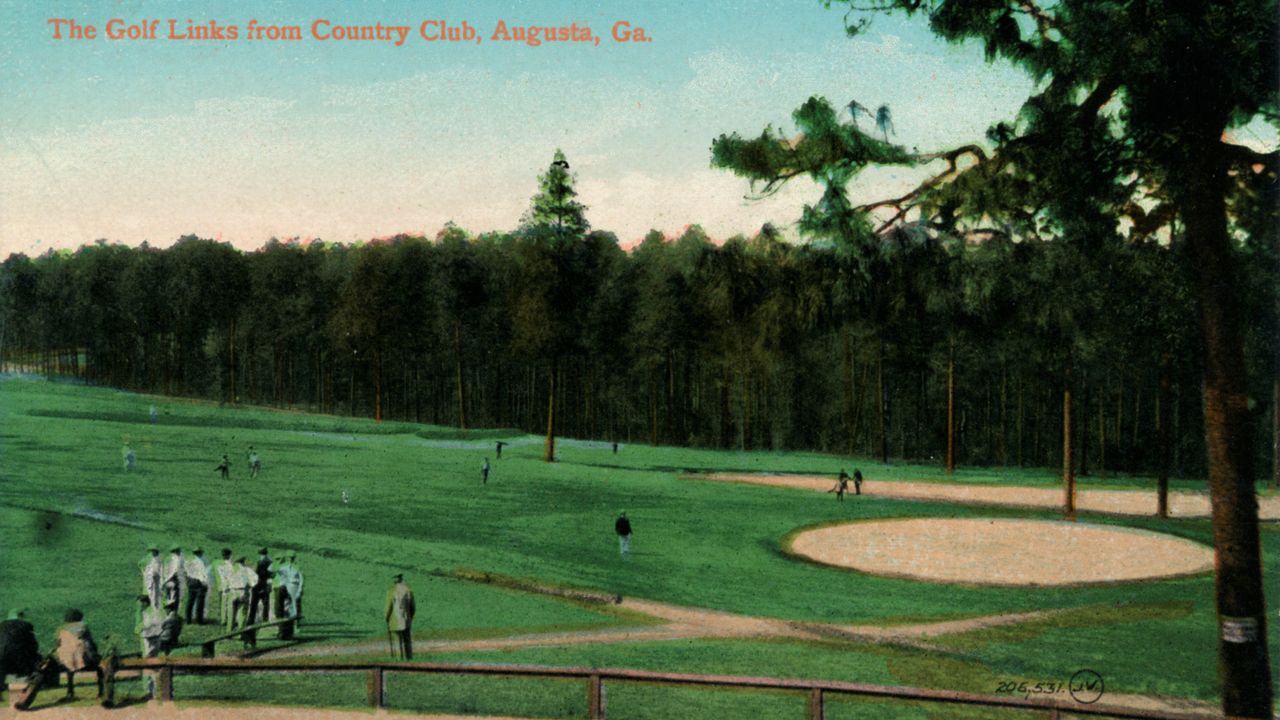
615, 512, 632, 560
494, 441, 506, 459
853, 469, 864, 496
829, 470, 851, 502
247, 447, 262, 480
385, 573, 416, 660
216, 454, 231, 480
481, 458, 490, 484
122, 443, 136, 472
214, 549, 235, 627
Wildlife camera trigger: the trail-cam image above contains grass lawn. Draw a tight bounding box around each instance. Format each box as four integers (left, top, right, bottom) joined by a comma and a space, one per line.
2, 377, 1276, 716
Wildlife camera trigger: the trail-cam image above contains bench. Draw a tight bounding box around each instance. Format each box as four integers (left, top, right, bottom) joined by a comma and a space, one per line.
200, 617, 299, 658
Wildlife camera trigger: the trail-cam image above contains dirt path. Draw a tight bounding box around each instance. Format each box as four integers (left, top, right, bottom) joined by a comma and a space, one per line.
259, 591, 1219, 718
692, 472, 1280, 520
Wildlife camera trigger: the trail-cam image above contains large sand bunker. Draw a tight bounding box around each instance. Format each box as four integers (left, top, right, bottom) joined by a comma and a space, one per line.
787, 518, 1215, 586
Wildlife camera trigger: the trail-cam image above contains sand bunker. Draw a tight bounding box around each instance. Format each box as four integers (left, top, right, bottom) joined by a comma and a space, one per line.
788, 518, 1215, 586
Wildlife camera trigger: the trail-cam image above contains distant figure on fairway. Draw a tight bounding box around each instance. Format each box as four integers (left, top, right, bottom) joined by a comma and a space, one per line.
853, 469, 864, 496
149, 405, 158, 424
612, 441, 618, 455
140, 546, 162, 610
829, 470, 851, 502
615, 512, 632, 560
53, 609, 102, 699
0, 608, 39, 684
481, 458, 490, 484
185, 548, 211, 624
122, 443, 136, 472
247, 447, 261, 480
385, 573, 416, 660
494, 441, 506, 459
216, 454, 231, 480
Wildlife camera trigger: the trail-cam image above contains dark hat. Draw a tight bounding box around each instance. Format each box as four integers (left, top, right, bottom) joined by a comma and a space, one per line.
258, 547, 268, 554
237, 556, 247, 564
392, 573, 404, 581
194, 547, 204, 554
148, 545, 159, 553
221, 548, 232, 558
169, 545, 181, 553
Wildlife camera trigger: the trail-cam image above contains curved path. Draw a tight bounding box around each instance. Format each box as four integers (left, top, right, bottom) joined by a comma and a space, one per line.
691, 472, 1280, 520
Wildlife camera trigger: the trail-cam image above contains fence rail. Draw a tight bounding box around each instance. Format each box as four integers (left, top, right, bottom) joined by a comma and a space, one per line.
113, 658, 1211, 720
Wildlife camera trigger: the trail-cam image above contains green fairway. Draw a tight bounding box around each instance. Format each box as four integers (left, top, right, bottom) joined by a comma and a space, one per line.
2, 378, 1276, 715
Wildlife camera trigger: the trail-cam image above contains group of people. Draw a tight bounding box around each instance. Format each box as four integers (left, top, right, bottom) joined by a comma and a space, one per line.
137, 545, 303, 649
0, 608, 104, 703
829, 468, 864, 501
216, 446, 262, 480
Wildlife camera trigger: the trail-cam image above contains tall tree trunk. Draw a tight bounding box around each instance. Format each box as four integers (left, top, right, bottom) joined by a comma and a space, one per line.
1079, 371, 1090, 477
228, 318, 236, 404
454, 320, 467, 429
544, 358, 557, 462
1016, 371, 1024, 466
1098, 391, 1108, 479
1062, 346, 1075, 520
1157, 352, 1172, 518
877, 341, 888, 464
1181, 140, 1272, 718
999, 364, 1008, 467
946, 335, 956, 474
373, 349, 383, 422
842, 326, 855, 455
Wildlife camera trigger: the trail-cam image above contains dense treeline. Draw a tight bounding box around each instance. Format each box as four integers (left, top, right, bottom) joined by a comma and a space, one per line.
1, 152, 1275, 481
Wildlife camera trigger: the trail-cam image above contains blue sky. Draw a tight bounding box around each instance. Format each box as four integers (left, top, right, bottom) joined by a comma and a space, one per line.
0, 0, 1038, 255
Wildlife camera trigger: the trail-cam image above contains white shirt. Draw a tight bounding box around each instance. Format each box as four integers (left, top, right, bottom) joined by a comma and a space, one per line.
215, 559, 235, 591
185, 555, 211, 585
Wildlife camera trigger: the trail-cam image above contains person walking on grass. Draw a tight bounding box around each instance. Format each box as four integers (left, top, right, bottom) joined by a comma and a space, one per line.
385, 573, 416, 660
853, 468, 864, 496
216, 454, 231, 480
829, 470, 851, 502
247, 447, 261, 480
122, 443, 136, 472
495, 440, 506, 459
481, 458, 490, 484
615, 512, 632, 560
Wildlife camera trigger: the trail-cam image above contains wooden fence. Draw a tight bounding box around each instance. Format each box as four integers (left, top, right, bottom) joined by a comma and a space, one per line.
112, 658, 1212, 720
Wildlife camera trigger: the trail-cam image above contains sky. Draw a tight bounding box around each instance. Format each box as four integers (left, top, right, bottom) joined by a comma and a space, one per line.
0, 0, 1044, 256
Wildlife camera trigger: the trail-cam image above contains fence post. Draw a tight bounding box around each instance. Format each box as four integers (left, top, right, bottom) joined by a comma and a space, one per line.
367, 667, 384, 708
806, 687, 823, 720
588, 674, 605, 719
156, 665, 174, 703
